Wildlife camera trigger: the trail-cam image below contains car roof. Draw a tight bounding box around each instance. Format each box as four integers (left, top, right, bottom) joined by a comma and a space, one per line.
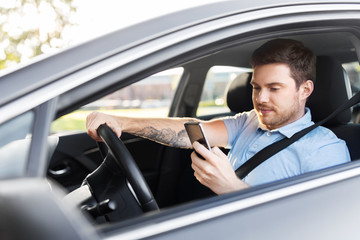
0, 0, 359, 108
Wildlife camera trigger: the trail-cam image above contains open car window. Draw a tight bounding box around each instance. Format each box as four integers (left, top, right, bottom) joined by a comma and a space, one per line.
51, 68, 183, 133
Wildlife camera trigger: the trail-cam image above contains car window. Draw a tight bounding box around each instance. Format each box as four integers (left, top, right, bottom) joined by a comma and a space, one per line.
51, 68, 183, 133
196, 66, 251, 116
343, 62, 360, 94
0, 111, 34, 178
343, 62, 360, 123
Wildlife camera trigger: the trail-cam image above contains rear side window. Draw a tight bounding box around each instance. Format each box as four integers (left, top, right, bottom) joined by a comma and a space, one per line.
343, 62, 360, 94
196, 66, 251, 116
343, 62, 360, 123
51, 68, 183, 133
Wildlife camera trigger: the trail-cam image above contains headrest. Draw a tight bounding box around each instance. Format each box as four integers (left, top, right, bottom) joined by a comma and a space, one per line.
306, 56, 352, 126
226, 72, 253, 113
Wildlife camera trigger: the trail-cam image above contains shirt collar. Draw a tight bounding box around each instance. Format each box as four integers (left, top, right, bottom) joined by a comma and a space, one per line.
258, 108, 314, 138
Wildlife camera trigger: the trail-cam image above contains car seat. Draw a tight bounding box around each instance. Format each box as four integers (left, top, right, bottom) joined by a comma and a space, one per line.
226, 72, 253, 113
307, 55, 360, 160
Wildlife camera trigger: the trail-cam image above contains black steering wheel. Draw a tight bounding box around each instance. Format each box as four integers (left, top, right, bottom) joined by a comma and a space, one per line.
83, 124, 159, 222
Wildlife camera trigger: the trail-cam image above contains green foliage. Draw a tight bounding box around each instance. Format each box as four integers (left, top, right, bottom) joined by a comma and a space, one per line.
199, 100, 217, 107
51, 117, 86, 133
0, 0, 77, 70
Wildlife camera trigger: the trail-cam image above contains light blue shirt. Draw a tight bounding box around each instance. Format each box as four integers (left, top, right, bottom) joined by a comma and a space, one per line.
222, 108, 351, 186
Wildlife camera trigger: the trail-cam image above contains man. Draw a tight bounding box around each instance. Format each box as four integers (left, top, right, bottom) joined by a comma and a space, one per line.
86, 39, 350, 195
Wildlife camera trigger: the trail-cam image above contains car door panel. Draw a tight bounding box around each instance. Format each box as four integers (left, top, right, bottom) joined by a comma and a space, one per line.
48, 133, 102, 191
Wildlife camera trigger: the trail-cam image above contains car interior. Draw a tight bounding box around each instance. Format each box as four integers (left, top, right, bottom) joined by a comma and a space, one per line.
46, 29, 360, 225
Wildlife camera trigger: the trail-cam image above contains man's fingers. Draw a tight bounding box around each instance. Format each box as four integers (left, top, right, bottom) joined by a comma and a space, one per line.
105, 121, 122, 138
211, 146, 228, 160
87, 128, 103, 142
191, 151, 211, 186
86, 112, 122, 141
192, 141, 211, 159
86, 112, 103, 140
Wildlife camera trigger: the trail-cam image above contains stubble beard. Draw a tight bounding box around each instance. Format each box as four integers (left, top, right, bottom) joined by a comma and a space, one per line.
255, 100, 302, 130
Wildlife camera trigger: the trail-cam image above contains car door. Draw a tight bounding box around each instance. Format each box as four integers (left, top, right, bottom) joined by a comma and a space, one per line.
0, 99, 99, 239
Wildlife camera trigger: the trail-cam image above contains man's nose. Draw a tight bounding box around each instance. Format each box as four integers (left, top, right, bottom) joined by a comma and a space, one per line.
255, 89, 269, 103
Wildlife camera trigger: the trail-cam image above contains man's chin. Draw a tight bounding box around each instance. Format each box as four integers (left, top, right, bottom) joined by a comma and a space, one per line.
259, 117, 277, 129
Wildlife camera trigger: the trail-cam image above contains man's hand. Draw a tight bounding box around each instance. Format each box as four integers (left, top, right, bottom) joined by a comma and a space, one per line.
191, 141, 250, 195
86, 112, 122, 142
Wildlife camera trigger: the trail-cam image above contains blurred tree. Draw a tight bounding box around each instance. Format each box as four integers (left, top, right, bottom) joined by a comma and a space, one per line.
0, 0, 77, 70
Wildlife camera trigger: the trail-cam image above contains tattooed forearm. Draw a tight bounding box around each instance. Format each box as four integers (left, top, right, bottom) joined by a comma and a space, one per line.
134, 126, 190, 148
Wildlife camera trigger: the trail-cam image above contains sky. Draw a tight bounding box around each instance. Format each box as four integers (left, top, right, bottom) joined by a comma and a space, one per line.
67, 0, 223, 45
0, 0, 223, 68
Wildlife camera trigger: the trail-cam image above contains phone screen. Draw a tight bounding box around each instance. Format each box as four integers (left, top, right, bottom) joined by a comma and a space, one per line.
184, 122, 211, 151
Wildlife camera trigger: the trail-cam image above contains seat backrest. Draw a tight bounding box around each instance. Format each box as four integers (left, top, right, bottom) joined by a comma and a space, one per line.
226, 72, 253, 113
307, 56, 360, 160
306, 55, 352, 126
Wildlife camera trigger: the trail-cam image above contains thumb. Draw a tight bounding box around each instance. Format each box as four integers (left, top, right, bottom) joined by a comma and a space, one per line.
210, 146, 228, 160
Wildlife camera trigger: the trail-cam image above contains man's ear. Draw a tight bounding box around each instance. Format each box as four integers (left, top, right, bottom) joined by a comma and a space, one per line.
301, 80, 314, 100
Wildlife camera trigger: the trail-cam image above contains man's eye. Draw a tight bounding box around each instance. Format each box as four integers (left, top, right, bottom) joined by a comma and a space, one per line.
271, 88, 280, 91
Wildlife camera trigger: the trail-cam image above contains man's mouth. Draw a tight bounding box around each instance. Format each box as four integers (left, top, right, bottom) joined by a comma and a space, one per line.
257, 106, 273, 115
261, 109, 272, 113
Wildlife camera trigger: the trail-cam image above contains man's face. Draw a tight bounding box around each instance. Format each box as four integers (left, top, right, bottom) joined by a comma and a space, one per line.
251, 63, 307, 130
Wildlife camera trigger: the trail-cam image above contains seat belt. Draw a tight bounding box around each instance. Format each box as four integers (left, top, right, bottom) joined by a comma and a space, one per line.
235, 91, 360, 179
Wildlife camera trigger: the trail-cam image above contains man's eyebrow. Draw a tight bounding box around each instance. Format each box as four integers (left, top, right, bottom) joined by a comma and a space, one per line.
250, 81, 286, 87
266, 82, 286, 87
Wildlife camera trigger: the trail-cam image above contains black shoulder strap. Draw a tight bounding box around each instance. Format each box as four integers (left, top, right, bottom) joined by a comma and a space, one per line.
235, 91, 360, 179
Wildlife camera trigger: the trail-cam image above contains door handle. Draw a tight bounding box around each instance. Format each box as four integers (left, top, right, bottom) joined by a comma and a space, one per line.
49, 164, 70, 176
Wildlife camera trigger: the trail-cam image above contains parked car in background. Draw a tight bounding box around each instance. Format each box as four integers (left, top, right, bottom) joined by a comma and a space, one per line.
2, 1, 360, 239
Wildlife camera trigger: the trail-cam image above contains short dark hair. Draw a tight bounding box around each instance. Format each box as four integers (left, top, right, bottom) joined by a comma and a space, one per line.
250, 39, 316, 88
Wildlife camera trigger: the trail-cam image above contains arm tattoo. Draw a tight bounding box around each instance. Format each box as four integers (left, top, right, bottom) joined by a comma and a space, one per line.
134, 126, 189, 148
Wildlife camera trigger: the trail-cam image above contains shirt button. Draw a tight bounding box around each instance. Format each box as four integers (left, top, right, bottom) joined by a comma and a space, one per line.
254, 144, 258, 148
267, 132, 271, 136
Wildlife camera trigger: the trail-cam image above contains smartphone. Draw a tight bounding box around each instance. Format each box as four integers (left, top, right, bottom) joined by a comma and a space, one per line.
184, 122, 212, 152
